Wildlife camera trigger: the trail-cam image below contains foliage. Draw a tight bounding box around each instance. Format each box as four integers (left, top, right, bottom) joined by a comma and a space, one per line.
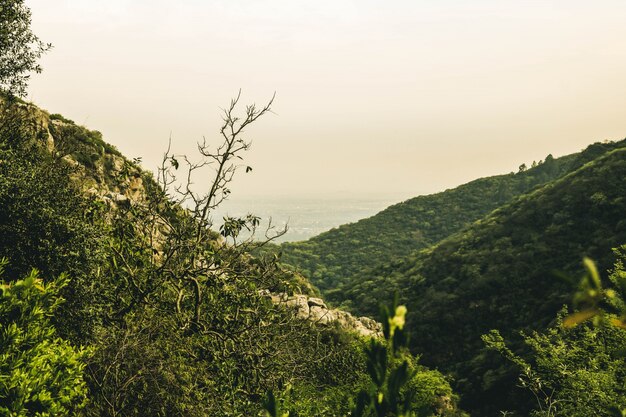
0, 0, 52, 96
483, 313, 626, 416
0, 100, 108, 341
327, 143, 626, 415
51, 120, 122, 165
0, 108, 97, 278
5, 88, 626, 417
556, 250, 626, 417
0, 260, 89, 416
262, 334, 370, 417
352, 301, 465, 417
1, 95, 414, 415
69, 93, 393, 416
563, 248, 626, 329
265, 301, 466, 417
350, 302, 420, 417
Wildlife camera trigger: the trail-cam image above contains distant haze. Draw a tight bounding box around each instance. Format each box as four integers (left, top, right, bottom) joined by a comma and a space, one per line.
27, 0, 626, 202
213, 196, 398, 242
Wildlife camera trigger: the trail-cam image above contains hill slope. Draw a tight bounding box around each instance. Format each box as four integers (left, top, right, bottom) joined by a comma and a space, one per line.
0, 98, 466, 416
341, 144, 626, 415
276, 141, 625, 299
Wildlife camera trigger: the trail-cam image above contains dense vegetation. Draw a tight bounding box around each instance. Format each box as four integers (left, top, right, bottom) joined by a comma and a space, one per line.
324, 143, 626, 415
0, 96, 462, 416
273, 140, 626, 298
484, 314, 626, 416
483, 252, 626, 416
4, 5, 626, 415
0, 264, 89, 416
5, 98, 626, 416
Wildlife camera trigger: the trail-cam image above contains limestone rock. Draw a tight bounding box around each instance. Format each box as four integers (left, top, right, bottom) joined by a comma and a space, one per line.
127, 175, 143, 200
309, 305, 336, 324
111, 155, 125, 173
46, 131, 54, 152
262, 291, 382, 338
62, 154, 80, 167
307, 297, 326, 308
103, 191, 130, 208
285, 295, 310, 319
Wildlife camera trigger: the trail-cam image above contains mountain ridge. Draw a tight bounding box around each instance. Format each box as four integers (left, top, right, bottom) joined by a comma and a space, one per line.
274, 138, 626, 306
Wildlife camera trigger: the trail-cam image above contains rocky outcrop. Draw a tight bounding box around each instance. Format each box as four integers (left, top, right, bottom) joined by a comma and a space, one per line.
262, 291, 382, 338
8, 100, 149, 208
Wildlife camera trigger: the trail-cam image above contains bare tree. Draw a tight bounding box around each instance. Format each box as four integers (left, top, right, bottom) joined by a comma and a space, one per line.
84, 92, 365, 416
108, 91, 288, 329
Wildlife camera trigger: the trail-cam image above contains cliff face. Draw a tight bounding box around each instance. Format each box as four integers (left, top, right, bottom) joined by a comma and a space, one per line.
49, 119, 146, 207
3, 99, 148, 208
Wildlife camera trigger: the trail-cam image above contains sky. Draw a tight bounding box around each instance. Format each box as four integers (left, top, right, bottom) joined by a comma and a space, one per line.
27, 0, 626, 201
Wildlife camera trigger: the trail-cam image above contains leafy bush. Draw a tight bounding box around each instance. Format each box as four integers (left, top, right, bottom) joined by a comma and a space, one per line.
265, 301, 466, 417
484, 315, 626, 416
0, 0, 51, 96
0, 260, 89, 416
0, 101, 108, 341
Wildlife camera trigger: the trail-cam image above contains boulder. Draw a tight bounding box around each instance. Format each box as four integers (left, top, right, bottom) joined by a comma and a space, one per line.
309, 305, 336, 325
285, 295, 310, 319
358, 316, 381, 332
107, 192, 128, 203
263, 292, 383, 338
62, 154, 80, 167
127, 175, 144, 201
307, 297, 327, 308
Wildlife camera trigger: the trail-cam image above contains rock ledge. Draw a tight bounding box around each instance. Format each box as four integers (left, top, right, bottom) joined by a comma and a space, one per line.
261, 291, 383, 338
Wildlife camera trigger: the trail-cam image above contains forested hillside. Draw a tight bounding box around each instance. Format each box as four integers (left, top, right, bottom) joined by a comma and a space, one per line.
0, 4, 467, 413
0, 96, 465, 416
5, 2, 626, 416
4, 97, 626, 417
4, 93, 625, 416
274, 140, 626, 298
334, 144, 626, 415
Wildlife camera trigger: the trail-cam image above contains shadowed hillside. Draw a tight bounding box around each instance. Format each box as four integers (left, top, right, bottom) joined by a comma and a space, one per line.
338, 143, 626, 415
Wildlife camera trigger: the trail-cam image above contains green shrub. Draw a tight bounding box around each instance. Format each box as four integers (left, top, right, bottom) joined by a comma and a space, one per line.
0, 260, 89, 416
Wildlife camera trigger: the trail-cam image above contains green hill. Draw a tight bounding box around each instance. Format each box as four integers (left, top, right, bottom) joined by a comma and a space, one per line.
338, 143, 626, 415
275, 140, 626, 304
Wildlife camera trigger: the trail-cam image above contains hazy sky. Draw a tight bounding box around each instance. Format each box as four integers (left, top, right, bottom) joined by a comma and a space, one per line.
27, 0, 626, 201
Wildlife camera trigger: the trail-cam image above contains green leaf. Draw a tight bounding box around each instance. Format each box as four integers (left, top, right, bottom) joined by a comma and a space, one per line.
583, 257, 601, 290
